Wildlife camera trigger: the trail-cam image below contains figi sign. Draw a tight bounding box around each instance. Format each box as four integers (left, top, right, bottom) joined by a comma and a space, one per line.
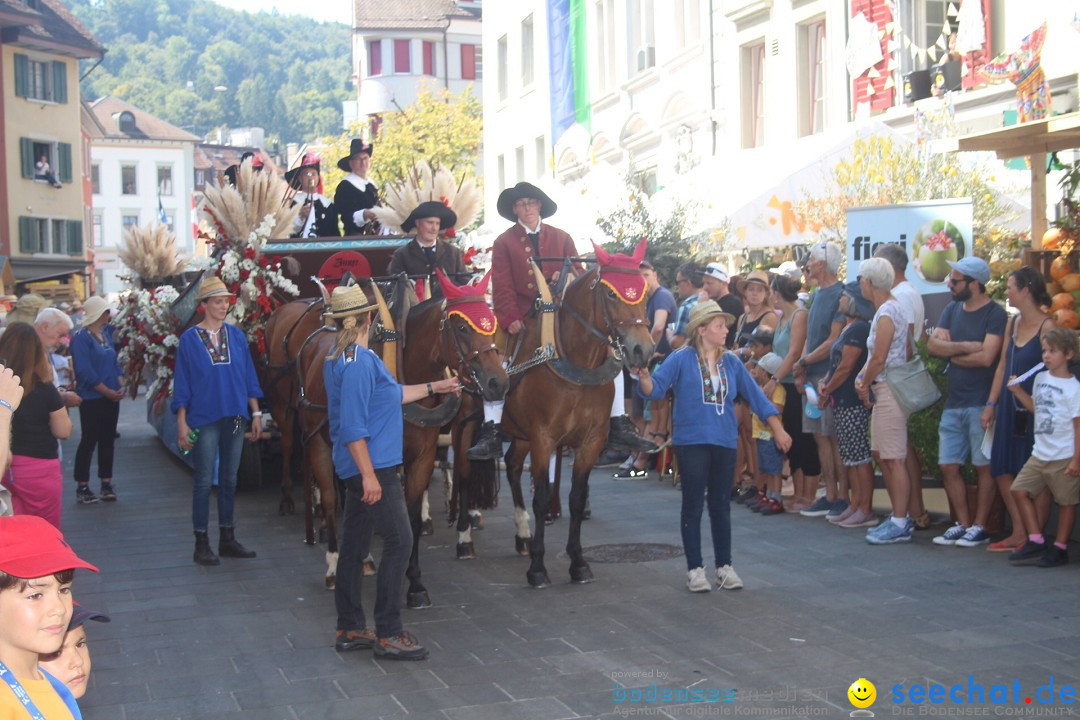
846, 198, 974, 338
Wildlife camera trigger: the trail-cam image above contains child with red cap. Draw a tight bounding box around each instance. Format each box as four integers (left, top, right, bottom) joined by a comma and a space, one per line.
0, 515, 98, 718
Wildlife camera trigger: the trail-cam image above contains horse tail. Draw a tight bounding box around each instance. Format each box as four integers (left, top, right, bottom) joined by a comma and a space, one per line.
470, 458, 499, 510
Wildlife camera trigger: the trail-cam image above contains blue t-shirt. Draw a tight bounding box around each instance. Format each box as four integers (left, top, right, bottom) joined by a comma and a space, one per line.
827, 320, 869, 408
805, 281, 843, 377
937, 299, 1008, 408
672, 295, 698, 339
70, 325, 122, 400
170, 324, 263, 427
647, 286, 678, 357
324, 344, 403, 476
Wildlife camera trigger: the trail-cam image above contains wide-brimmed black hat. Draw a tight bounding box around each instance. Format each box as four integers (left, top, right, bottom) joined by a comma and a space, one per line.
496, 182, 557, 222
337, 139, 374, 171
284, 152, 321, 186
402, 201, 457, 234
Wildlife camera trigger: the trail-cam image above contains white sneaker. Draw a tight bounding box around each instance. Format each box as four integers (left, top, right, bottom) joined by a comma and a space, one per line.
716, 564, 744, 590
686, 567, 711, 592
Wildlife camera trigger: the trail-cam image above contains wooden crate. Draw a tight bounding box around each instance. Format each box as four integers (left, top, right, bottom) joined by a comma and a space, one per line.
26, 283, 77, 303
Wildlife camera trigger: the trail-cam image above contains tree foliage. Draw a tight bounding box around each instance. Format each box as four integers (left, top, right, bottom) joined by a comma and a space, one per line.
68, 0, 350, 143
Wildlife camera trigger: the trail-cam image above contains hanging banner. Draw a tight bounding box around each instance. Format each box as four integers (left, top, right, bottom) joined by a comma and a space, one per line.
846, 198, 974, 334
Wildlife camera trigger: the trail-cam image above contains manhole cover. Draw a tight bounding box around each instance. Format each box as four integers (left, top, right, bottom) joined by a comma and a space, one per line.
580, 543, 684, 564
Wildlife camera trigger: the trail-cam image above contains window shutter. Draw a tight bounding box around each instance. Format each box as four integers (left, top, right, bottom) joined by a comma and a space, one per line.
51, 61, 67, 103
14, 54, 28, 98
18, 217, 36, 254
20, 138, 35, 178
962, 0, 992, 90
58, 143, 72, 183
67, 220, 84, 256
850, 0, 895, 114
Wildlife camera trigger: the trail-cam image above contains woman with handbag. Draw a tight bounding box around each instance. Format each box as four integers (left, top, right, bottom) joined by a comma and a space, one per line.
854, 258, 915, 545
981, 267, 1054, 551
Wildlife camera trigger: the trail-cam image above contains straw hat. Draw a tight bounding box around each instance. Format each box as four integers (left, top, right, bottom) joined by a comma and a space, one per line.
197, 277, 234, 302
81, 296, 113, 326
686, 299, 735, 337
326, 284, 377, 319
7, 293, 49, 325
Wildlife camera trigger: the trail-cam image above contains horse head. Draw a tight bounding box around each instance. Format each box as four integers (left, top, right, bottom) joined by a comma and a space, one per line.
436, 269, 509, 402
579, 238, 655, 370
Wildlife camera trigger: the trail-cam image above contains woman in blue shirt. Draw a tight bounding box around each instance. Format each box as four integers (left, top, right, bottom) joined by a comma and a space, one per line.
70, 296, 123, 505
323, 283, 459, 661
172, 277, 263, 566
637, 300, 791, 593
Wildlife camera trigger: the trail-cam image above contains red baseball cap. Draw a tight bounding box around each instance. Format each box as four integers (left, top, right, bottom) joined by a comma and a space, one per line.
0, 516, 98, 578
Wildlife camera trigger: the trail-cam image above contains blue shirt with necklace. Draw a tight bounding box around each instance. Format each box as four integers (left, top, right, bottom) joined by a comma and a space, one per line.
638, 346, 778, 448
171, 323, 262, 428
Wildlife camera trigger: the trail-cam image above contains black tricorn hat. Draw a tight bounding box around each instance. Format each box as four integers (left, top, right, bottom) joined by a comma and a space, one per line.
496, 182, 557, 222
337, 139, 374, 171
284, 152, 321, 186
402, 200, 457, 234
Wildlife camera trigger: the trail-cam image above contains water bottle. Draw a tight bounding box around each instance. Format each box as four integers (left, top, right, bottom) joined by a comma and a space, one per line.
803, 383, 822, 420
180, 428, 200, 455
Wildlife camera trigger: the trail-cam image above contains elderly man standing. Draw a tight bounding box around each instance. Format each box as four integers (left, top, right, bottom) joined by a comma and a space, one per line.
33, 308, 80, 411
928, 256, 1007, 548
387, 201, 466, 300
467, 182, 655, 461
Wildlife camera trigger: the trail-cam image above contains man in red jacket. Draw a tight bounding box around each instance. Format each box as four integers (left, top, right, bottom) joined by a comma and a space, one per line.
467, 182, 655, 460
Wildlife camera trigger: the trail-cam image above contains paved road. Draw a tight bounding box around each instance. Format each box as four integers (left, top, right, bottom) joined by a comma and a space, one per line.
59, 398, 1080, 720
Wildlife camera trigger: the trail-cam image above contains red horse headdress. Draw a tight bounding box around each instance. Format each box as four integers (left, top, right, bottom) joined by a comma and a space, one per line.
592, 238, 647, 305
436, 268, 497, 335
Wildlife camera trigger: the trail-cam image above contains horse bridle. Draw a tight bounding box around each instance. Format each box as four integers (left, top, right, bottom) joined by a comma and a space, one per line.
438, 298, 500, 393
562, 266, 647, 360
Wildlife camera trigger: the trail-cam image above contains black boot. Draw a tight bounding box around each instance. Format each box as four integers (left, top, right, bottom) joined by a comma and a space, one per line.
193, 531, 220, 566
219, 527, 257, 558
466, 421, 503, 461
607, 415, 659, 453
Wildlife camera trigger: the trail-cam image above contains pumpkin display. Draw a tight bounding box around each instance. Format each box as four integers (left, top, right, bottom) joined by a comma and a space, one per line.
1051, 293, 1076, 312
1050, 255, 1073, 282
1053, 308, 1080, 329
1061, 273, 1080, 293
1047, 281, 1063, 296
1043, 227, 1064, 251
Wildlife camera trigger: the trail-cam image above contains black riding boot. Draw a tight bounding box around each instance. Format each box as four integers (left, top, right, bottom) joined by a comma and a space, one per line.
607, 415, 659, 453
193, 531, 220, 566
466, 421, 503, 461
219, 527, 257, 558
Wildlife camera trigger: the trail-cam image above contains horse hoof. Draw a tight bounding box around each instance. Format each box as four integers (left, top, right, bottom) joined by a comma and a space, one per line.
407, 591, 432, 609
456, 542, 476, 559
362, 561, 377, 576
570, 564, 595, 584
514, 536, 531, 556
544, 511, 560, 526
469, 513, 484, 531
420, 519, 434, 536
527, 570, 551, 588
325, 575, 335, 591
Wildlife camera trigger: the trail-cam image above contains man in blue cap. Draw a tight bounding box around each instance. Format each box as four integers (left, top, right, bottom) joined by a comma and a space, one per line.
927, 256, 1007, 549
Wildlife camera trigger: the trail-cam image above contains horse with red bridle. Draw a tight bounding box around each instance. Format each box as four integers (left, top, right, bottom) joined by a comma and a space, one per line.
499, 239, 654, 587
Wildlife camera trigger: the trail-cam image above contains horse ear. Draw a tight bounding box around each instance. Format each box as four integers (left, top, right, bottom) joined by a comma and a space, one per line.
592, 242, 613, 266
474, 269, 492, 295
436, 267, 465, 301
631, 237, 647, 264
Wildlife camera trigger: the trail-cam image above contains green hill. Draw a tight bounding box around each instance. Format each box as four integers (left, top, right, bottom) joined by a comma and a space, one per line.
68, 0, 351, 145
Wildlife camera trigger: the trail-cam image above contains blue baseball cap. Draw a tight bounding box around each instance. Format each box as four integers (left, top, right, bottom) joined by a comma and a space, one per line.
946, 257, 990, 284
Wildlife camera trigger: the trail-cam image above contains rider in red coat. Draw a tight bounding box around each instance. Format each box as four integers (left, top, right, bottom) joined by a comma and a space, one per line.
467, 182, 655, 460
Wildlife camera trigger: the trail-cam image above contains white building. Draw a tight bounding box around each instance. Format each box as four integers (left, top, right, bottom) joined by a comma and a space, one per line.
86, 96, 199, 294
351, 0, 483, 125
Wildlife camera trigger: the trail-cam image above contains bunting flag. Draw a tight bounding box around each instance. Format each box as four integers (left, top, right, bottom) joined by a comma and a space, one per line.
547, 0, 590, 145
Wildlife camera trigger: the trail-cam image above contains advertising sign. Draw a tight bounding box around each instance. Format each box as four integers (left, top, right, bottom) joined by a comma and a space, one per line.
846, 198, 974, 337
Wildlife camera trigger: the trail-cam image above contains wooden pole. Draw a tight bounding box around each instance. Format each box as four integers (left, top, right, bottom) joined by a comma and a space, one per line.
1031, 152, 1047, 249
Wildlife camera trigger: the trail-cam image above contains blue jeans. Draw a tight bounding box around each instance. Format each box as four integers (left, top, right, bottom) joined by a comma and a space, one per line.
675, 444, 736, 571
191, 416, 246, 532
335, 467, 412, 639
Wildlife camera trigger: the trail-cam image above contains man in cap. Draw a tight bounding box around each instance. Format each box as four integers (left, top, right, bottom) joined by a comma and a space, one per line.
387, 201, 467, 300
700, 263, 744, 348
286, 153, 339, 238
335, 139, 380, 236
468, 182, 654, 460
669, 261, 704, 351
927, 256, 1007, 548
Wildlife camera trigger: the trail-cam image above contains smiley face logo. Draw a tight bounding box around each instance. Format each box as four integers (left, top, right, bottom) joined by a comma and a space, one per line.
847, 678, 876, 709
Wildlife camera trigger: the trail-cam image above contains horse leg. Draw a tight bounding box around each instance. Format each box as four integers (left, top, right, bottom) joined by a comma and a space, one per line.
420, 490, 433, 536
309, 435, 339, 590
275, 402, 296, 515
547, 449, 562, 525
504, 439, 531, 556
567, 440, 603, 584
302, 445, 315, 546
527, 442, 553, 588
403, 428, 436, 606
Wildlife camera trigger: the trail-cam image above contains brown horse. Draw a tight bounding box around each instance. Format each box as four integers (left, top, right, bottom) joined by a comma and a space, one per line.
499, 241, 654, 587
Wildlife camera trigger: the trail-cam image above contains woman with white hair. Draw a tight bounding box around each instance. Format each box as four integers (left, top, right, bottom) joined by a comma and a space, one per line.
855, 257, 914, 545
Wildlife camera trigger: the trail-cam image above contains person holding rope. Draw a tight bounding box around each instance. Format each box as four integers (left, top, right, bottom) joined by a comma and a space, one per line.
323, 283, 460, 660
467, 181, 656, 460
285, 153, 339, 239
387, 201, 467, 300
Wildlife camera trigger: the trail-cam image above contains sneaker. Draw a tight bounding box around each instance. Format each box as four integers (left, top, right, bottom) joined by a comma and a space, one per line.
687, 567, 711, 593
335, 628, 376, 651
954, 524, 991, 548
1036, 545, 1069, 568
866, 518, 913, 545
838, 508, 879, 528
828, 504, 857, 525
612, 466, 647, 480
99, 482, 117, 502
824, 499, 849, 520
799, 496, 833, 517
735, 485, 759, 504
374, 631, 429, 660
932, 522, 967, 546
716, 564, 744, 590
1009, 540, 1048, 564
594, 449, 627, 468
76, 485, 99, 505
759, 497, 785, 515
748, 495, 768, 512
